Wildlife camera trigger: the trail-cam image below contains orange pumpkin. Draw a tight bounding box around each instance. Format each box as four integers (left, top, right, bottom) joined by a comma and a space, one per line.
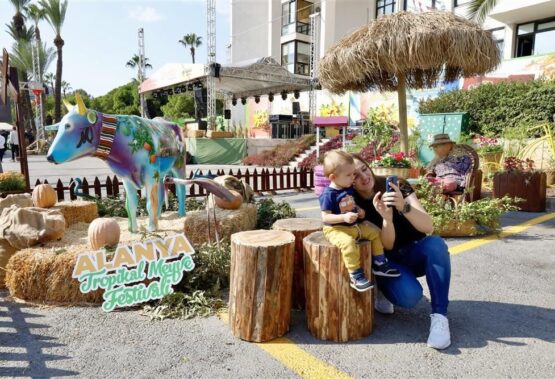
214, 190, 243, 210
32, 184, 57, 208
88, 218, 121, 250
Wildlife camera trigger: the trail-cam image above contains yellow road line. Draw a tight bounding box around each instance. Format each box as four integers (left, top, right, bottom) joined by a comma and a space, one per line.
219, 312, 352, 379
449, 212, 555, 255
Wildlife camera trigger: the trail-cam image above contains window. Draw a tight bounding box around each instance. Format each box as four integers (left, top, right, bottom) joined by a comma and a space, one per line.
490, 27, 505, 57
281, 41, 295, 74
516, 18, 555, 57
281, 41, 311, 76
281, 0, 312, 36
376, 0, 396, 18
454, 0, 471, 6
296, 41, 310, 75
404, 0, 446, 12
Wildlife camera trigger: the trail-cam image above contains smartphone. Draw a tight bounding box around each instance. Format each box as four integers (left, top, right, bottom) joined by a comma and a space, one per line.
385, 175, 398, 208
386, 175, 398, 192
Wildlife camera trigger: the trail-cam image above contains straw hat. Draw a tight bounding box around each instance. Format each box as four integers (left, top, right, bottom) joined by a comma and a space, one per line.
429, 133, 455, 147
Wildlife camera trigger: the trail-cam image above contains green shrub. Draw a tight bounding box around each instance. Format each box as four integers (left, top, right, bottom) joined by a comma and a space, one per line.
418, 80, 555, 137
141, 241, 230, 320
0, 172, 26, 192
96, 194, 205, 217
256, 198, 297, 229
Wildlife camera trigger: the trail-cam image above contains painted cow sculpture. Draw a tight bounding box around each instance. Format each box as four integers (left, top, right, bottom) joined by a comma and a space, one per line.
46, 93, 186, 232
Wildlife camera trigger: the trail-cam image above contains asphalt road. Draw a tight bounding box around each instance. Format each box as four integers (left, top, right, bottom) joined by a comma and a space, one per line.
1, 189, 554, 378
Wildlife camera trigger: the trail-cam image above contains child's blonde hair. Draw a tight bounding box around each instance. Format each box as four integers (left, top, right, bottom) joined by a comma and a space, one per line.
323, 150, 354, 176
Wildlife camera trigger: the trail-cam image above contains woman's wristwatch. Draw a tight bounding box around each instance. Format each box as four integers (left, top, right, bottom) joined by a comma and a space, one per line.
399, 201, 412, 215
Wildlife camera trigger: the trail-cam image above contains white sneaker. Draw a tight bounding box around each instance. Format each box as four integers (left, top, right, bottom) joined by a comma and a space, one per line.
374, 289, 394, 314
427, 313, 451, 350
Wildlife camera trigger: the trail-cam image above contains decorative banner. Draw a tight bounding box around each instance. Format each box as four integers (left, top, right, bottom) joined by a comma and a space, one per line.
72, 234, 195, 312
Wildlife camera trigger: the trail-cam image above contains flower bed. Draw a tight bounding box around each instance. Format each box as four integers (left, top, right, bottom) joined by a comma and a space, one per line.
242, 135, 316, 167
298, 134, 356, 170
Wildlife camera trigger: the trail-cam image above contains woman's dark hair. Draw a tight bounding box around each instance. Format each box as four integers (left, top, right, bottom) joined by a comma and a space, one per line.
352, 153, 387, 194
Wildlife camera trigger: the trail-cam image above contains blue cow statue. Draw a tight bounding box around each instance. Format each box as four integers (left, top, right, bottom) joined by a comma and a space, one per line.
46, 93, 186, 232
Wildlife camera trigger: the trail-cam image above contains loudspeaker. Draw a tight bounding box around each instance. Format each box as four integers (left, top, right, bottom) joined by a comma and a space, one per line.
194, 87, 207, 118
292, 101, 300, 115
224, 109, 231, 119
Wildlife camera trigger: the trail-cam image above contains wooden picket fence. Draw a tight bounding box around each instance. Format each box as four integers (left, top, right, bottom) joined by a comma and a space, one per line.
33, 167, 315, 201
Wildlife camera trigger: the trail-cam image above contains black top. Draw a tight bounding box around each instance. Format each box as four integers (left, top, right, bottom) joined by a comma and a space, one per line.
354, 181, 426, 253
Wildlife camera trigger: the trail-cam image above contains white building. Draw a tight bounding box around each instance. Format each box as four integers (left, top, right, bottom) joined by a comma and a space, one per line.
230, 0, 555, 76
227, 0, 555, 136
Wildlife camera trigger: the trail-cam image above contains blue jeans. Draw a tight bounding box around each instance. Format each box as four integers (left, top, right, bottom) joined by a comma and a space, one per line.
376, 236, 451, 315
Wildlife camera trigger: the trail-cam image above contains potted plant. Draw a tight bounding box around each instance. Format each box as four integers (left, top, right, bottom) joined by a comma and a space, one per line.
371, 152, 412, 178
477, 135, 504, 164
415, 179, 520, 237
493, 157, 547, 212
0, 171, 27, 197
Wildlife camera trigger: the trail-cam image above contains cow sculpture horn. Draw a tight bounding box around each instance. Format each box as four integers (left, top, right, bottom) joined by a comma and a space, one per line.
63, 99, 73, 112
75, 93, 87, 116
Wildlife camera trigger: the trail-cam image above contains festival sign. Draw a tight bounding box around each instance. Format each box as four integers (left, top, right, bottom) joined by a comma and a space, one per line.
72, 234, 195, 312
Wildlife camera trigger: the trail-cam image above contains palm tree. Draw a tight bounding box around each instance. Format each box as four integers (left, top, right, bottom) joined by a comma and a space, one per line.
10, 41, 55, 82
27, 4, 47, 41
468, 0, 499, 24
126, 54, 152, 81
7, 1, 36, 135
6, 20, 35, 42
44, 72, 55, 89
8, 0, 31, 40
61, 80, 71, 96
39, 0, 68, 122
178, 33, 202, 64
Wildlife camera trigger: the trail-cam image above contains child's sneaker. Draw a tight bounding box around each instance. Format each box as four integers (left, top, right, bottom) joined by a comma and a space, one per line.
349, 268, 374, 292
372, 260, 401, 277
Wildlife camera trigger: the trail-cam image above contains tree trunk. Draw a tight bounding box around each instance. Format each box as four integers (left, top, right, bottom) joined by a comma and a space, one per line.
54, 36, 64, 122
19, 71, 36, 138
272, 218, 323, 310
229, 230, 295, 342
397, 72, 409, 154
303, 231, 374, 342
190, 47, 195, 64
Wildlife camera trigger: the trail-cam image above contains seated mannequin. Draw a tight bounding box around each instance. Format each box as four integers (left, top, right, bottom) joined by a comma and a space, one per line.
425, 134, 472, 194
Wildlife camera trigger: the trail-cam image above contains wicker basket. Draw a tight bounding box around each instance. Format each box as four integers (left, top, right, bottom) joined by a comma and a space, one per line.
186, 130, 206, 138
372, 167, 411, 178
437, 219, 477, 237
207, 130, 234, 139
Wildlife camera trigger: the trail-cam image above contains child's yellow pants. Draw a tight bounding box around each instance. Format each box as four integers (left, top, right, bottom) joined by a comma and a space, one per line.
323, 223, 384, 273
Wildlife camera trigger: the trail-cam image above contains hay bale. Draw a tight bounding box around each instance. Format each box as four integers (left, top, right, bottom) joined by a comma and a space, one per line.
52, 200, 98, 227
4, 211, 186, 304
0, 239, 18, 289
184, 203, 257, 246
5, 244, 103, 304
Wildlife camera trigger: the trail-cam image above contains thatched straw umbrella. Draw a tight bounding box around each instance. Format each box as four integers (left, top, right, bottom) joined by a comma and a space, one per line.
318, 11, 500, 153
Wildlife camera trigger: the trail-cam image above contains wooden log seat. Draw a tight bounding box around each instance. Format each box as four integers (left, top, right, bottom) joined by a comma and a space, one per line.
272, 218, 323, 310
229, 230, 295, 342
303, 231, 374, 342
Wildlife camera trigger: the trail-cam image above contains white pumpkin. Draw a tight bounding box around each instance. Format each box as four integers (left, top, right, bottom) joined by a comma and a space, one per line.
88, 218, 121, 250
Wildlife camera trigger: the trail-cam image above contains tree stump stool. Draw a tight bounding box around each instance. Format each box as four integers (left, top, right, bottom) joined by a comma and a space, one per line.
229, 230, 295, 342
272, 218, 323, 310
303, 231, 373, 342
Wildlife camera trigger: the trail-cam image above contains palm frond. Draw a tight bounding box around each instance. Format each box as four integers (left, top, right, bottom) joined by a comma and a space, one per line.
467, 0, 499, 24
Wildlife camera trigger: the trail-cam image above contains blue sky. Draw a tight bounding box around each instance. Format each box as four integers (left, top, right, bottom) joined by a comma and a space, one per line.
0, 0, 231, 96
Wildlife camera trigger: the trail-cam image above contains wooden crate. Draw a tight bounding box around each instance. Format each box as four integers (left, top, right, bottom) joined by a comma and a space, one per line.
207, 130, 234, 139
493, 171, 546, 212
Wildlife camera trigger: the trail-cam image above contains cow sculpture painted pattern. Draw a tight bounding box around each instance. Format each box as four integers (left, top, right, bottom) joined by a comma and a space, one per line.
46, 93, 186, 232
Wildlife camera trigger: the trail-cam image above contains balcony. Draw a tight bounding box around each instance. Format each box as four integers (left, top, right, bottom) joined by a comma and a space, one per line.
281, 21, 311, 36
488, 0, 555, 24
